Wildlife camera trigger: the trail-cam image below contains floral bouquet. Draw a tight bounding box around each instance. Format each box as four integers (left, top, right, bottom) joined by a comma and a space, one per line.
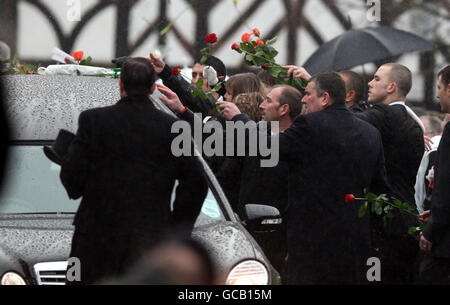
231, 28, 308, 89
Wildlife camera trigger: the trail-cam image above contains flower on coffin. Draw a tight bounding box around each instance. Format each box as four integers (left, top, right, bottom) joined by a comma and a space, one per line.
71, 50, 92, 66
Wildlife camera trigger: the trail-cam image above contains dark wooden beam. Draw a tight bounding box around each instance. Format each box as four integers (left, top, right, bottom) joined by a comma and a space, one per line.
0, 0, 18, 56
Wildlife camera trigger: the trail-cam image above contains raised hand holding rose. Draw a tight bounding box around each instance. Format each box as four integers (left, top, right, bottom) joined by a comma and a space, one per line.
149, 53, 166, 74
231, 29, 307, 90
283, 65, 312, 81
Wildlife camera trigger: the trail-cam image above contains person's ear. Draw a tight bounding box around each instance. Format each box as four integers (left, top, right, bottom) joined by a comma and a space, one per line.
387, 82, 397, 94
149, 83, 157, 95
346, 90, 355, 103
322, 92, 331, 108
446, 83, 450, 95
279, 104, 289, 117
119, 79, 125, 95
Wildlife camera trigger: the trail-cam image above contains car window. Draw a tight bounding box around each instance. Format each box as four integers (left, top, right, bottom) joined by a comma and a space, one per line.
0, 145, 79, 214
0, 145, 226, 227
170, 180, 226, 228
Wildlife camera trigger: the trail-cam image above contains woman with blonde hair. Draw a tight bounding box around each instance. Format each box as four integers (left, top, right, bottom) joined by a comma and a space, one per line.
215, 73, 266, 122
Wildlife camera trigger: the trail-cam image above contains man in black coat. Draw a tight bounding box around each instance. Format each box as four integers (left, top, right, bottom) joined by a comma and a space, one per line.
419, 65, 450, 284
216, 85, 303, 281
219, 72, 389, 284
60, 57, 207, 284
355, 63, 425, 284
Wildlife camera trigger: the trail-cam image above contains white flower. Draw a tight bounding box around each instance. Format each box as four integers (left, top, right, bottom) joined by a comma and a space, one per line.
203, 65, 219, 86
151, 49, 162, 58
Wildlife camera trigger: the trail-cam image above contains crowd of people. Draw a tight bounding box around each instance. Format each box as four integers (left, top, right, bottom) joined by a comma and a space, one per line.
55, 49, 449, 285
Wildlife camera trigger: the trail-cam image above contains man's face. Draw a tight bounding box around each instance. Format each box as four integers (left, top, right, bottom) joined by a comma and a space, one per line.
301, 81, 324, 114
437, 75, 450, 113
191, 63, 204, 84
260, 87, 283, 122
368, 66, 391, 104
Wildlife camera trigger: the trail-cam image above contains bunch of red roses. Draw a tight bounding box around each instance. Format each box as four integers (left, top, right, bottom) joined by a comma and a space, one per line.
231, 28, 307, 89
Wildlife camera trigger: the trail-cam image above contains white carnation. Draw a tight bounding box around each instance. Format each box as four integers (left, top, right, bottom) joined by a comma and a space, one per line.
203, 65, 219, 87
151, 49, 162, 58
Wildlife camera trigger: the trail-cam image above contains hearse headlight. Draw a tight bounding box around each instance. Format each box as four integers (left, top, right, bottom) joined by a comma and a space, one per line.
226, 260, 268, 285
1, 272, 26, 285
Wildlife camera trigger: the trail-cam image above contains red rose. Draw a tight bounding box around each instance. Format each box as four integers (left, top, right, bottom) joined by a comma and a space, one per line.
345, 194, 355, 203
231, 43, 240, 51
172, 66, 181, 76
241, 33, 252, 43
205, 33, 217, 44
429, 180, 434, 189
72, 51, 84, 62
20, 65, 25, 70
253, 28, 260, 37
261, 63, 269, 70
256, 39, 264, 47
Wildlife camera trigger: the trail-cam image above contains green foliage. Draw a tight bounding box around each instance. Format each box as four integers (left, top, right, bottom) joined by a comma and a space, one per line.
355, 191, 423, 237
232, 31, 307, 90
79, 56, 92, 66
0, 53, 40, 75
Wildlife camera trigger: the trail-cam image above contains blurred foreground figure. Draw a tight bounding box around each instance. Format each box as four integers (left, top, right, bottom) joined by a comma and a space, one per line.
419, 65, 450, 285
100, 235, 217, 285
60, 58, 207, 284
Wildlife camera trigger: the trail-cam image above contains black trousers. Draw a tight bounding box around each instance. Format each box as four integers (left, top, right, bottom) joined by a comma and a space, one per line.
419, 255, 450, 285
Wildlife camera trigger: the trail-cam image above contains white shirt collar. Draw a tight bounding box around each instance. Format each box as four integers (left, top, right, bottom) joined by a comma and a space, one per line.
389, 101, 405, 106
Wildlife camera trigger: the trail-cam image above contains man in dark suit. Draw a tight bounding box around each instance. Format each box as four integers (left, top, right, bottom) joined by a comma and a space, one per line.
355, 63, 425, 284
219, 72, 389, 284
419, 65, 450, 284
60, 57, 207, 284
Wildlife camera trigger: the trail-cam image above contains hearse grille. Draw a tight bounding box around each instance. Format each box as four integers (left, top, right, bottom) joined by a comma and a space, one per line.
33, 262, 68, 285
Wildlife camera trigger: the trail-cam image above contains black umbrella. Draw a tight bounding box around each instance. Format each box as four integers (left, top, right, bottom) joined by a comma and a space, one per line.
303, 26, 433, 75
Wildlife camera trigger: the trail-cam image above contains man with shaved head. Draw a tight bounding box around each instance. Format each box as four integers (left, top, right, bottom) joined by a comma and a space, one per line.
356, 63, 425, 284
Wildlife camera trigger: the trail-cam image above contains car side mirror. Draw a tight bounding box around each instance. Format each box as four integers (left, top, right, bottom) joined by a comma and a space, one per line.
244, 204, 282, 233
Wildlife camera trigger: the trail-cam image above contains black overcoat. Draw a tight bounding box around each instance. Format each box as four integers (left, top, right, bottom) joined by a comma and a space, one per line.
424, 122, 450, 259
233, 103, 389, 284
355, 104, 424, 205
60, 95, 207, 284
